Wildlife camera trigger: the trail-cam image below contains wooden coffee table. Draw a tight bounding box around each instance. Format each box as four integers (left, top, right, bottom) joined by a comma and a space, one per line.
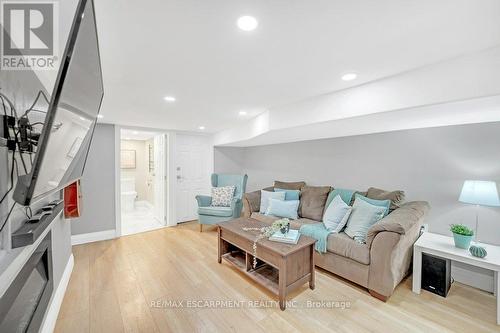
217, 218, 316, 310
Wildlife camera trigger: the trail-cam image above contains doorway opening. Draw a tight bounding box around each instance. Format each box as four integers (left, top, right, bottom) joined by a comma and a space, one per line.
120, 128, 167, 235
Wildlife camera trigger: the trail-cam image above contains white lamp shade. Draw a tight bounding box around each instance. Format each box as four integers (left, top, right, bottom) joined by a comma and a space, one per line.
459, 180, 500, 207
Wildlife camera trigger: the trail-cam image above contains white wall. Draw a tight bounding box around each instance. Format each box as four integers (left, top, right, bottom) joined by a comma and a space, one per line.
71, 124, 116, 236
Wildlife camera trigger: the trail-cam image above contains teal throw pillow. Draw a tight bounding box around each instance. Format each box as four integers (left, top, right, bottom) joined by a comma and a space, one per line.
274, 188, 300, 201
354, 194, 391, 216
344, 197, 387, 243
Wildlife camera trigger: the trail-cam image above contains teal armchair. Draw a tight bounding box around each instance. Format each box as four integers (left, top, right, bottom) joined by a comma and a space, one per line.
196, 173, 248, 231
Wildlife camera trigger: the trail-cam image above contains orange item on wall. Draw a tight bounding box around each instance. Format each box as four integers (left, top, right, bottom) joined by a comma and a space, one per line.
64, 180, 81, 218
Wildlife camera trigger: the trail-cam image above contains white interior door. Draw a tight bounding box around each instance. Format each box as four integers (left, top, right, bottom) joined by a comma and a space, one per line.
153, 134, 166, 225
175, 134, 211, 223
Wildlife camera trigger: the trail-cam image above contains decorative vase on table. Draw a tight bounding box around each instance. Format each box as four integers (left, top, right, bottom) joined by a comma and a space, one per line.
450, 224, 474, 249
280, 223, 290, 235
452, 232, 473, 249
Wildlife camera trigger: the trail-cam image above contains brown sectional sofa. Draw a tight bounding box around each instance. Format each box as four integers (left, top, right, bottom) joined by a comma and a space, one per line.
242, 181, 430, 301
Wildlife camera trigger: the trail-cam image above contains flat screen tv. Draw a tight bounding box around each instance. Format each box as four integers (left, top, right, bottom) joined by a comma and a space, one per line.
12, 0, 103, 205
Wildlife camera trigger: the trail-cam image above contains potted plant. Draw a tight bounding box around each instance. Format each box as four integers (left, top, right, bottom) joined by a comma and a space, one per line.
450, 224, 474, 249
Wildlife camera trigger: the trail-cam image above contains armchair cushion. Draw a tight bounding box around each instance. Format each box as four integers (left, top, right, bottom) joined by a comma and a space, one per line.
211, 186, 236, 207
198, 206, 233, 217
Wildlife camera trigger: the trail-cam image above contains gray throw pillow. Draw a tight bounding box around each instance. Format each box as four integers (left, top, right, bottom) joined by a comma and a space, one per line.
344, 197, 387, 243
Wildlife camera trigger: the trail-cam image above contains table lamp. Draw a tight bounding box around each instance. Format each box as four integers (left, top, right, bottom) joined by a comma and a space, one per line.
458, 180, 500, 243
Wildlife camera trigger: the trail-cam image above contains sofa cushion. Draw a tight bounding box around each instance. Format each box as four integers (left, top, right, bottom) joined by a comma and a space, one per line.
294, 218, 321, 229
327, 232, 370, 265
299, 186, 331, 221
274, 180, 306, 190
354, 194, 391, 216
251, 212, 280, 225
325, 188, 356, 207
259, 190, 285, 214
322, 195, 352, 233
344, 197, 386, 243
250, 213, 321, 229
198, 206, 233, 217
265, 198, 299, 219
366, 187, 405, 211
274, 188, 300, 200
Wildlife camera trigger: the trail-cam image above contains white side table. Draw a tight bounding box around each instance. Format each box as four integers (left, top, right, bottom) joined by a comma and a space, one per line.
412, 232, 500, 325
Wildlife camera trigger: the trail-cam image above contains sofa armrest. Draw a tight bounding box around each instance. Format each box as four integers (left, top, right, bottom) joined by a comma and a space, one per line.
367, 201, 430, 298
366, 201, 430, 248
195, 195, 212, 207
243, 190, 261, 217
231, 198, 243, 218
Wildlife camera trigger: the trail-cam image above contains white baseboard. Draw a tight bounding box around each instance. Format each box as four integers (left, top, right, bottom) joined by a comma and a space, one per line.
451, 261, 494, 293
71, 229, 116, 245
40, 253, 74, 333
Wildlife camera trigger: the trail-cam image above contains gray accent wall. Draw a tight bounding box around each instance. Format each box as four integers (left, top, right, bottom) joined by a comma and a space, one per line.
71, 124, 117, 235
215, 122, 500, 291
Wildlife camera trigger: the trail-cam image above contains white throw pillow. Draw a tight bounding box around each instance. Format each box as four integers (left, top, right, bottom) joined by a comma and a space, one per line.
322, 195, 352, 233
259, 190, 285, 214
211, 186, 236, 207
344, 197, 386, 243
265, 198, 300, 219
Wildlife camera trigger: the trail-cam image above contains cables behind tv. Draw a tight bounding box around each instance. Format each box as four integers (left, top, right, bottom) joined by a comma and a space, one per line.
21, 90, 49, 118
0, 90, 47, 173
0, 156, 18, 206
0, 202, 17, 234
0, 89, 49, 236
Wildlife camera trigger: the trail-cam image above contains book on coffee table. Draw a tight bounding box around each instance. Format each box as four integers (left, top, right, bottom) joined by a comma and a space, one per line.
269, 229, 300, 244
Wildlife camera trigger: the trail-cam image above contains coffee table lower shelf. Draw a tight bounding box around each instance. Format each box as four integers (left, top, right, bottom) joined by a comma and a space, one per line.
221, 251, 279, 295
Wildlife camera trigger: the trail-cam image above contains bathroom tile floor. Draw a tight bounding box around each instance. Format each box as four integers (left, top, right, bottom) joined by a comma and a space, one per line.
121, 201, 164, 236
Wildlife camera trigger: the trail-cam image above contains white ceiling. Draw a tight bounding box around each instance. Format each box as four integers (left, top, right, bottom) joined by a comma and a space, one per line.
95, 0, 500, 133
121, 129, 158, 141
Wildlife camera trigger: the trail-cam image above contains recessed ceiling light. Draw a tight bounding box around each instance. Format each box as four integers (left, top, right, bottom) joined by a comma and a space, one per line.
97, 114, 104, 119
198, 126, 205, 130
341, 73, 357, 81
133, 131, 139, 135
238, 111, 247, 116
164, 96, 176, 102
237, 16, 258, 31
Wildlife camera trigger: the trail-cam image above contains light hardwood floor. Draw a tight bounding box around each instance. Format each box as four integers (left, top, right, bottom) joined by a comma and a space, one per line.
55, 222, 499, 333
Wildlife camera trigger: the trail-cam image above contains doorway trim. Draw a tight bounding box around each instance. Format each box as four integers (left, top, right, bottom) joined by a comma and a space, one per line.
114, 126, 176, 235
113, 127, 212, 233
